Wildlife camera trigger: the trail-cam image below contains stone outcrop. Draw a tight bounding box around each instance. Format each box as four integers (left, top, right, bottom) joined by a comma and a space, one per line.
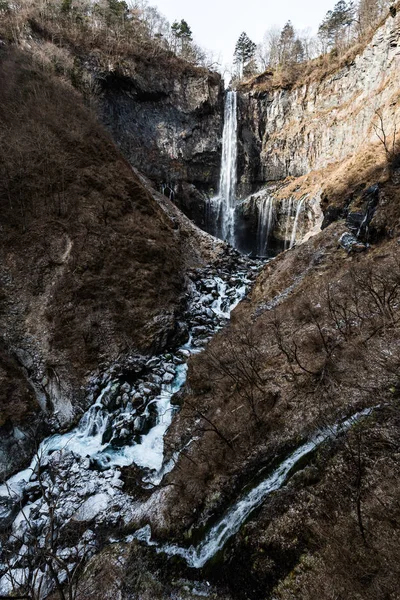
98, 56, 224, 221
237, 11, 400, 187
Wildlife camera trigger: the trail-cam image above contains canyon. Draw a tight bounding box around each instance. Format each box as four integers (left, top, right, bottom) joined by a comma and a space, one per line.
0, 3, 400, 600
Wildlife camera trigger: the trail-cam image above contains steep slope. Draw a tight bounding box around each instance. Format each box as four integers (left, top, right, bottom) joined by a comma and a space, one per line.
14, 14, 224, 228
234, 8, 400, 254
0, 46, 221, 479
109, 12, 400, 600
140, 175, 400, 599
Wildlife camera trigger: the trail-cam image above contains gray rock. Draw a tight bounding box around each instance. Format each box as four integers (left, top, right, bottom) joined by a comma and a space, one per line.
339, 232, 367, 253
120, 383, 131, 394
163, 372, 175, 384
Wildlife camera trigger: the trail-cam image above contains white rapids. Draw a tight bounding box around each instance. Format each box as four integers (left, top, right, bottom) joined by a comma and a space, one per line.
0, 267, 257, 500
134, 409, 372, 569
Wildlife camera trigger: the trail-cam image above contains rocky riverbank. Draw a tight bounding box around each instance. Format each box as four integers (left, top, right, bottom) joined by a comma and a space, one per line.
0, 249, 263, 598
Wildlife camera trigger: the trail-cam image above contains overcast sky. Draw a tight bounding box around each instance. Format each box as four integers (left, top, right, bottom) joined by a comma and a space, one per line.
152, 0, 335, 67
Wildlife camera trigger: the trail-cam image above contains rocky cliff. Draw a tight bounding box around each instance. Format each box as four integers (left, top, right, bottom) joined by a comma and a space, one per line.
97, 56, 224, 227
238, 10, 400, 187
232, 9, 400, 254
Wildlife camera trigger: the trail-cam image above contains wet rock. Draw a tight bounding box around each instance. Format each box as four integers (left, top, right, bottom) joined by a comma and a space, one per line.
0, 495, 20, 531
120, 383, 131, 394
163, 372, 175, 384
339, 232, 367, 253
73, 493, 109, 522
192, 326, 209, 336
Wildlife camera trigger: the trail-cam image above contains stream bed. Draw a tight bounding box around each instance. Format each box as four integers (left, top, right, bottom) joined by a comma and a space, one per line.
0, 250, 263, 596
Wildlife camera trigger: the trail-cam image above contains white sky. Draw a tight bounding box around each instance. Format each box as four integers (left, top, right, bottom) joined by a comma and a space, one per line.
152, 0, 335, 67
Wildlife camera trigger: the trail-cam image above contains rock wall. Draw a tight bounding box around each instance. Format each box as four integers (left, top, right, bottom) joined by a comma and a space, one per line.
98, 57, 224, 225
237, 11, 400, 189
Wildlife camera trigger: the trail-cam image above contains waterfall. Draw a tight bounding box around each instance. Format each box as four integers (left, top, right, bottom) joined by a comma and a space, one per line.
289, 199, 305, 249
135, 409, 372, 569
216, 91, 238, 245
284, 198, 293, 250
257, 196, 274, 257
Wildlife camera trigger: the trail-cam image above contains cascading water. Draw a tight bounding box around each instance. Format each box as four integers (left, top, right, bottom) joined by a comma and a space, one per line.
257, 196, 274, 257
0, 257, 265, 598
289, 198, 305, 249
134, 408, 372, 569
209, 91, 238, 246
284, 198, 293, 250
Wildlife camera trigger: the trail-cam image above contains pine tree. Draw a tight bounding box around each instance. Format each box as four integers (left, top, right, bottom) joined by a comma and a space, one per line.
319, 1, 355, 51
278, 21, 296, 64
293, 38, 305, 63
234, 32, 257, 78
171, 19, 193, 53
107, 0, 129, 21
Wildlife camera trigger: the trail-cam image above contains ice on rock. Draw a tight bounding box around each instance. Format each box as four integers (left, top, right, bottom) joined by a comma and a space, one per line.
73, 493, 109, 522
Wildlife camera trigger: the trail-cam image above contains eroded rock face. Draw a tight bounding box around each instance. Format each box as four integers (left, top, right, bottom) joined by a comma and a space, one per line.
235, 186, 323, 256
237, 12, 400, 188
0, 47, 225, 480
99, 60, 224, 206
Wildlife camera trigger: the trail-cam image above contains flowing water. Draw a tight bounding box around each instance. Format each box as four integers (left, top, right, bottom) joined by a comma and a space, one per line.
134, 409, 372, 569
289, 198, 305, 249
207, 91, 238, 245
0, 260, 264, 596
257, 196, 274, 257
283, 198, 293, 250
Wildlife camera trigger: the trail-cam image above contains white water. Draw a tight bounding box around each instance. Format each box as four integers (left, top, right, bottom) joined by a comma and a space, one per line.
283, 198, 293, 250
212, 91, 238, 245
289, 198, 305, 249
257, 196, 274, 257
1, 273, 253, 502
135, 409, 372, 569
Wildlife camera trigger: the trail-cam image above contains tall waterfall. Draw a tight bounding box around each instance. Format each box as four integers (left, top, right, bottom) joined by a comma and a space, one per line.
216, 91, 238, 245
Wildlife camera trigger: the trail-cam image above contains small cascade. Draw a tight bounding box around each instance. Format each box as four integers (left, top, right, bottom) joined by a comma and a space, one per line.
289, 198, 305, 249
284, 198, 293, 250
257, 196, 274, 257
135, 409, 372, 569
208, 91, 238, 246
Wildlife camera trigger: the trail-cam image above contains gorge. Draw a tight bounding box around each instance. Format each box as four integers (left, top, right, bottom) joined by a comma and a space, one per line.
0, 2, 400, 600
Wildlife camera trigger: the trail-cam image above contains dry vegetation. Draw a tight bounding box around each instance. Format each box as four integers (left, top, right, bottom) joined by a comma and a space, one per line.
149, 167, 400, 597
0, 45, 186, 439
239, 1, 400, 93
0, 0, 212, 83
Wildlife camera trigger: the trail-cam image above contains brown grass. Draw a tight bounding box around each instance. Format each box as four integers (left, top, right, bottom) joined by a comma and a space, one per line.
0, 46, 185, 443
238, 4, 399, 94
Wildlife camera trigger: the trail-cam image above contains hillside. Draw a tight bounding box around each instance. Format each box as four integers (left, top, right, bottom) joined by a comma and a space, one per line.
0, 2, 400, 600
0, 43, 224, 479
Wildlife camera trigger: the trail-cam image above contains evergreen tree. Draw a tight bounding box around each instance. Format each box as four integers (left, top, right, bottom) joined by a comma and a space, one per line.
107, 0, 129, 21
318, 1, 355, 51
293, 38, 305, 63
278, 21, 296, 64
234, 32, 257, 78
171, 19, 193, 53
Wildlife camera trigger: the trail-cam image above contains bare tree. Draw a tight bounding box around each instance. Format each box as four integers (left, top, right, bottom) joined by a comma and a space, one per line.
373, 110, 399, 172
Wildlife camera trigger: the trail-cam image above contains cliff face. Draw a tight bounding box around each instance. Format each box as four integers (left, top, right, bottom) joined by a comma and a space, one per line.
0, 47, 224, 480
230, 10, 400, 255
237, 11, 400, 188
98, 57, 224, 226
